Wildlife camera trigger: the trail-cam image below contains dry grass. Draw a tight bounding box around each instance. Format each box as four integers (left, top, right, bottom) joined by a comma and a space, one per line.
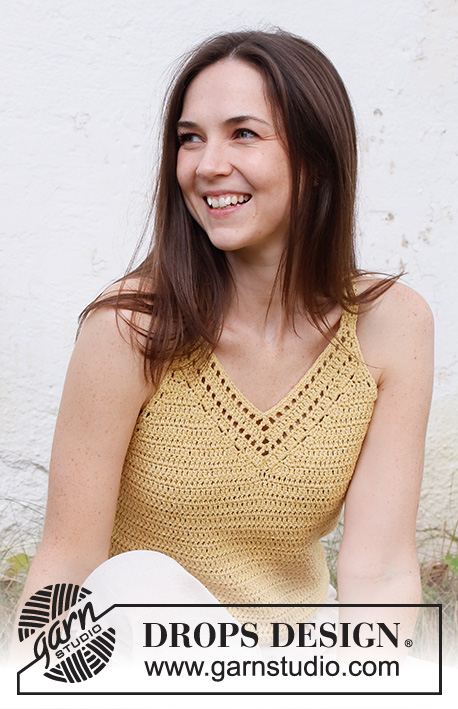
413, 560, 458, 667
0, 556, 30, 660
323, 519, 458, 667
0, 574, 25, 660
0, 508, 42, 660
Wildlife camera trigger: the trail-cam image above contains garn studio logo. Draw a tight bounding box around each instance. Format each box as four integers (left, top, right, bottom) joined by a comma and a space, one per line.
18, 583, 116, 683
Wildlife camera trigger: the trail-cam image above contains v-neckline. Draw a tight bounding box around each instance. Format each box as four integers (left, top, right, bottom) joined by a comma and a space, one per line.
207, 308, 351, 417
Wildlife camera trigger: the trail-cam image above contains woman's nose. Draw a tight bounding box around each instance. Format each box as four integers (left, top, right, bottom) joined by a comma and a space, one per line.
195, 140, 232, 179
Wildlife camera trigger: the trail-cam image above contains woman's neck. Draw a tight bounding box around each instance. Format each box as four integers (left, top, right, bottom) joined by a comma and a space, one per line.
224, 253, 293, 344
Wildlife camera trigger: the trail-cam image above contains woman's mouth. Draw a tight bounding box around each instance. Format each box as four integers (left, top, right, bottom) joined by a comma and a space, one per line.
204, 194, 252, 210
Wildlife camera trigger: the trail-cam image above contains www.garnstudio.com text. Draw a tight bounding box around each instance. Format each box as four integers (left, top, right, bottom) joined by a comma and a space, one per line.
144, 655, 399, 682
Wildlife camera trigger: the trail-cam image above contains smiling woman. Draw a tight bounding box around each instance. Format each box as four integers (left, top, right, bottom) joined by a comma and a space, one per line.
176, 60, 292, 258
14, 29, 433, 666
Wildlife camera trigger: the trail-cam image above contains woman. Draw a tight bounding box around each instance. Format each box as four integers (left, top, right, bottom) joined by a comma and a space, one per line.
16, 29, 433, 651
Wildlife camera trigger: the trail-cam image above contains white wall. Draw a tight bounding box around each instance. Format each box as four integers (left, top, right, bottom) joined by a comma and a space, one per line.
1, 0, 457, 559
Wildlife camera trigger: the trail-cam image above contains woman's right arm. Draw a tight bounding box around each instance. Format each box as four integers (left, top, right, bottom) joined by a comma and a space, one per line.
16, 303, 154, 617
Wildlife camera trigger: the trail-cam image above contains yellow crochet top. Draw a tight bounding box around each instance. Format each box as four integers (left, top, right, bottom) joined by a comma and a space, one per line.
110, 305, 378, 632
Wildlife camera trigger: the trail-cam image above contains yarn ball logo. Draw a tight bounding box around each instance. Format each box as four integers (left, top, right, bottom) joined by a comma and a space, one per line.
18, 583, 116, 683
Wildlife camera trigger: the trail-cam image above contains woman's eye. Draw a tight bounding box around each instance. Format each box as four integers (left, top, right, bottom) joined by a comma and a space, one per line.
235, 128, 257, 139
178, 133, 202, 145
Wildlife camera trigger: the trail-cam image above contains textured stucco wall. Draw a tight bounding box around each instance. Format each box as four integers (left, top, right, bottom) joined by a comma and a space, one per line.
1, 0, 457, 561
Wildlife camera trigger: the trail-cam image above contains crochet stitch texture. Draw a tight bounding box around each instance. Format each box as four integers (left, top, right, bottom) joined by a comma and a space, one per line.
110, 305, 378, 630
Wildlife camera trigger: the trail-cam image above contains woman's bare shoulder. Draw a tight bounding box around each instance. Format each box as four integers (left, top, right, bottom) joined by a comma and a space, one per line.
93, 276, 152, 306
355, 277, 434, 383
356, 276, 433, 328
79, 278, 156, 405
86, 277, 155, 340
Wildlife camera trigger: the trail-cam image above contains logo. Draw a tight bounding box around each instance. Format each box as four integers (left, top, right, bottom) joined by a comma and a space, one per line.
18, 583, 116, 683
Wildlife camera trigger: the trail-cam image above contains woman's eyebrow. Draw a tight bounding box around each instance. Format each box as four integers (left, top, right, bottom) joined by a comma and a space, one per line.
176, 120, 198, 129
176, 115, 271, 129
224, 115, 271, 126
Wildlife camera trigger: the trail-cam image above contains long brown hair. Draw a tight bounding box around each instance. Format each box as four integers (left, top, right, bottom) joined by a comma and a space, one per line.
80, 29, 398, 383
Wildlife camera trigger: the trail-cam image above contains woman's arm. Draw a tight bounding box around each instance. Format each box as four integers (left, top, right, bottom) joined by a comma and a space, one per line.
15, 302, 154, 618
337, 283, 434, 642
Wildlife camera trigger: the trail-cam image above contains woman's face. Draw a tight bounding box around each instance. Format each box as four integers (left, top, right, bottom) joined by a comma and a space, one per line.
176, 59, 292, 262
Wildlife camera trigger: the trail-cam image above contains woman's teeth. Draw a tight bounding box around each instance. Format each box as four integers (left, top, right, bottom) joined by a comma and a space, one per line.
205, 194, 251, 209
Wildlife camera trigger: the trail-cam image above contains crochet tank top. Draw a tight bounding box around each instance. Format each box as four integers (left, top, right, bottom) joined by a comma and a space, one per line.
110, 305, 378, 632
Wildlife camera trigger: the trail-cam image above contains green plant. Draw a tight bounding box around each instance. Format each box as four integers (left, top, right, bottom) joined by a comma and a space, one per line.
5, 553, 31, 578
0, 497, 44, 660
0, 551, 35, 661
444, 553, 458, 575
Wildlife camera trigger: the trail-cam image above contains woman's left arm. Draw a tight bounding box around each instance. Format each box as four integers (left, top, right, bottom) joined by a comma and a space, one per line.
337, 283, 434, 618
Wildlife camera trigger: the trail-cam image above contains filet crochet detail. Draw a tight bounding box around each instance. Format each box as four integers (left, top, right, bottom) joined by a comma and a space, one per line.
110, 305, 377, 633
